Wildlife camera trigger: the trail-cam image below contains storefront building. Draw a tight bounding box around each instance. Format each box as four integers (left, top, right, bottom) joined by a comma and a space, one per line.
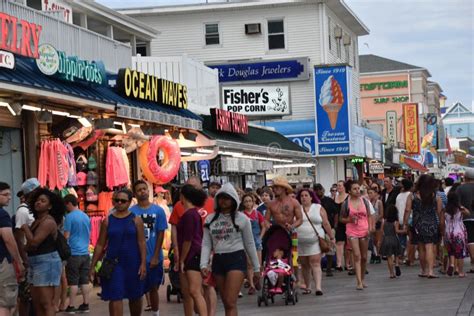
359, 54, 446, 177
0, 4, 211, 214
120, 0, 378, 190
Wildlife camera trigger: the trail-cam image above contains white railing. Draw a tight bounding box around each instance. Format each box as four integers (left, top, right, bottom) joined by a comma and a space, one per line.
132, 55, 220, 115
0, 0, 131, 72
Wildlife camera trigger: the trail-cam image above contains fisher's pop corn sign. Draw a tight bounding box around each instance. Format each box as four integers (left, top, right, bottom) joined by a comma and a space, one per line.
222, 86, 290, 117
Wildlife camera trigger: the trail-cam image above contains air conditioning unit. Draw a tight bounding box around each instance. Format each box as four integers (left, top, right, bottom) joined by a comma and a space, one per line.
245, 23, 261, 35
343, 34, 351, 46
334, 26, 343, 38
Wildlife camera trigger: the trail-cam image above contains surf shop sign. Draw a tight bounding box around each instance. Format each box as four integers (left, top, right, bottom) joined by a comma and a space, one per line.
36, 44, 106, 85
314, 65, 351, 156
0, 12, 42, 58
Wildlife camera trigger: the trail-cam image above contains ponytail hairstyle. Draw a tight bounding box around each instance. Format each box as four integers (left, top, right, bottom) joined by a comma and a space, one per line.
205, 192, 240, 232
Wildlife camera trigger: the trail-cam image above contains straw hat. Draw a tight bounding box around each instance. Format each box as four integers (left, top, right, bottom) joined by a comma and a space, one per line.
272, 177, 293, 193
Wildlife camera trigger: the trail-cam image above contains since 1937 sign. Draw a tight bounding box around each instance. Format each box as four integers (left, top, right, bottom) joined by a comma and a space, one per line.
222, 86, 290, 117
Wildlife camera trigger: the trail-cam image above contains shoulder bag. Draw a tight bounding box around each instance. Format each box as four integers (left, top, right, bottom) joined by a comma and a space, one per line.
302, 206, 331, 253
56, 230, 71, 261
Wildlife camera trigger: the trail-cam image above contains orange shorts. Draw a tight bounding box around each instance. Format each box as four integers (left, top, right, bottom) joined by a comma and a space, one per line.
203, 273, 216, 288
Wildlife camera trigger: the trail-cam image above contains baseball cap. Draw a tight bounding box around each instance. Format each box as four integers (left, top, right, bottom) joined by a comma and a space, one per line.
76, 172, 87, 186
86, 171, 98, 186
21, 178, 40, 195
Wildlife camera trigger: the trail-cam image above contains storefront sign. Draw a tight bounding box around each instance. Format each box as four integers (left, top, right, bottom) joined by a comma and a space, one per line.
222, 86, 290, 116
209, 58, 309, 83
287, 135, 316, 156
0, 13, 42, 58
386, 111, 397, 147
369, 161, 384, 174
36, 44, 105, 85
374, 96, 409, 104
42, 0, 73, 24
360, 80, 408, 91
117, 68, 188, 109
211, 108, 248, 135
0, 50, 14, 69
351, 157, 364, 164
403, 103, 420, 154
314, 65, 351, 156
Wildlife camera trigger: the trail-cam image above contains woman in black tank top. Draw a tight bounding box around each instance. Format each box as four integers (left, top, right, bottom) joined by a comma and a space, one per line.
22, 188, 65, 316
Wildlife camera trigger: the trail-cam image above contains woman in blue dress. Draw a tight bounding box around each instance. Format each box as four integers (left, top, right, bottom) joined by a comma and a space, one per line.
90, 189, 147, 316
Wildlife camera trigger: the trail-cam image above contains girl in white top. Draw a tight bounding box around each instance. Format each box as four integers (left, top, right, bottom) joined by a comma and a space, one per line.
296, 189, 334, 296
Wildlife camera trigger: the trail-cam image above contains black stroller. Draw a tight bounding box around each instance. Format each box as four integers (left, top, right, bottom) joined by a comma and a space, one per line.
258, 225, 298, 306
166, 249, 182, 303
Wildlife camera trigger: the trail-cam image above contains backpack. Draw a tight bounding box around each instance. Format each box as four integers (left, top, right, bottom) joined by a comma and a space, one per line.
340, 197, 372, 219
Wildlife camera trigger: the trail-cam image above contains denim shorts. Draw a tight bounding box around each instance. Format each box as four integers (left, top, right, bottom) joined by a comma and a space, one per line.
212, 250, 247, 276
28, 251, 62, 287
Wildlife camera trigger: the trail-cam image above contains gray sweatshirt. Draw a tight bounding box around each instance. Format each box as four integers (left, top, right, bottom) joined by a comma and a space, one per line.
200, 183, 260, 272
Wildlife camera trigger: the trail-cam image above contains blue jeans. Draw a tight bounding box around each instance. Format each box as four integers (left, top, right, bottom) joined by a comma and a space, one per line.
28, 251, 62, 287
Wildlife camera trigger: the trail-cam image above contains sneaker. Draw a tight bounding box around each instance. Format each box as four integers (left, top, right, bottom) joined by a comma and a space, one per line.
238, 291, 243, 298
77, 304, 90, 313
395, 266, 401, 277
65, 306, 77, 314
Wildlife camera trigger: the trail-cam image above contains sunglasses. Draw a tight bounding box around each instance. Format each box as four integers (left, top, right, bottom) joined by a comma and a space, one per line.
330, 189, 337, 192
113, 198, 129, 204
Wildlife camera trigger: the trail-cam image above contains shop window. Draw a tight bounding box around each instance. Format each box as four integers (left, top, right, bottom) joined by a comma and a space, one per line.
267, 19, 285, 50
136, 44, 148, 56
205, 23, 220, 45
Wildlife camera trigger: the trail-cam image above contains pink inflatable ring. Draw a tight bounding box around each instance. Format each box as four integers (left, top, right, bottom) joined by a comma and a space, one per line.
146, 136, 181, 184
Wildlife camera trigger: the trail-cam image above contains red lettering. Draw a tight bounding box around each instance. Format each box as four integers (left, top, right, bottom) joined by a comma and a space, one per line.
9, 16, 17, 54
0, 13, 10, 52
19, 20, 32, 57
30, 23, 42, 58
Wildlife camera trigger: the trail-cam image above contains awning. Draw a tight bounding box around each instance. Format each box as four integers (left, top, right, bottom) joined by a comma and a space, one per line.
0, 57, 202, 129
402, 157, 429, 172
201, 116, 311, 159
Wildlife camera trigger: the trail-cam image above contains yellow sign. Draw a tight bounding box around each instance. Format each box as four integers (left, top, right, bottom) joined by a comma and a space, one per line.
403, 103, 420, 154
117, 68, 188, 109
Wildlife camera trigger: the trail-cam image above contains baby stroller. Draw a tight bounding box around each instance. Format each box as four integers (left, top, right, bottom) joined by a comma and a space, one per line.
258, 225, 298, 307
166, 249, 183, 303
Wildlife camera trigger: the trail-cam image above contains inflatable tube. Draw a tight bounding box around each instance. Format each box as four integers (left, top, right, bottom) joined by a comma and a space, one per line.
146, 136, 181, 184
138, 142, 157, 183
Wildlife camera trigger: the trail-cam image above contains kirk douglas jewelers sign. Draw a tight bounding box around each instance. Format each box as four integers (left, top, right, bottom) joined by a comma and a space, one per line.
209, 58, 309, 83
222, 86, 290, 116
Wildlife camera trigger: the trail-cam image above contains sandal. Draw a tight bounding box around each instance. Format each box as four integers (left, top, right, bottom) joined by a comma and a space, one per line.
427, 275, 439, 279
390, 276, 396, 279
356, 285, 364, 290
315, 290, 323, 296
144, 305, 152, 312
447, 266, 454, 276
301, 288, 312, 295
248, 287, 256, 295
458, 273, 466, 278
418, 274, 427, 278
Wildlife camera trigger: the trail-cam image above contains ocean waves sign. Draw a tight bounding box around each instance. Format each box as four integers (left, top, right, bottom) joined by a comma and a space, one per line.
222, 86, 289, 116
209, 58, 309, 83
314, 65, 351, 156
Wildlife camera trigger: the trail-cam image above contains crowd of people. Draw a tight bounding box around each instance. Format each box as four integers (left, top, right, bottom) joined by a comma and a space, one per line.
0, 169, 473, 316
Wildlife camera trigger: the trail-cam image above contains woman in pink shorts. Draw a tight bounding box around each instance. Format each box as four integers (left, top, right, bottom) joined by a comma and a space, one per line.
340, 180, 373, 290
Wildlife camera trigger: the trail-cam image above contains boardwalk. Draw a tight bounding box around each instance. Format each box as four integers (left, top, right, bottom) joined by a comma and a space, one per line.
87, 261, 473, 316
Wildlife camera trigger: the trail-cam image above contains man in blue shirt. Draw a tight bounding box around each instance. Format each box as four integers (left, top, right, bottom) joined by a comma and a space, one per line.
0, 182, 24, 316
131, 180, 168, 316
63, 194, 91, 313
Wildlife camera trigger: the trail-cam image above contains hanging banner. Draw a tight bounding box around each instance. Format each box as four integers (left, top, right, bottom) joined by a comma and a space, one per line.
314, 65, 351, 156
403, 103, 420, 154
386, 111, 397, 148
426, 113, 438, 148
221, 86, 290, 116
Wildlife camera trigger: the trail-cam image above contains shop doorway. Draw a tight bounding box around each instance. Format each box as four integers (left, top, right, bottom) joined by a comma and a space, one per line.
0, 128, 24, 215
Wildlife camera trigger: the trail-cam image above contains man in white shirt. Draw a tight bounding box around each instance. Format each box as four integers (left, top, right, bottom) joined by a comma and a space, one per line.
14, 178, 39, 316
396, 179, 414, 265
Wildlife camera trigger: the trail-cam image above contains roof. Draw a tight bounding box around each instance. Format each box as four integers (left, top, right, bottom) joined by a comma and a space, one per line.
359, 54, 428, 74
66, 0, 159, 39
119, 0, 369, 36
0, 56, 201, 122
201, 115, 307, 154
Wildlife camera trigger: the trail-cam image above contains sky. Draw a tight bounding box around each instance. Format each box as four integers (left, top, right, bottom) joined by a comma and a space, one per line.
97, 0, 474, 109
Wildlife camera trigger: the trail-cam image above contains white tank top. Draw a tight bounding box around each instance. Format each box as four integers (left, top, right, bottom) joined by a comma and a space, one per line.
297, 204, 325, 243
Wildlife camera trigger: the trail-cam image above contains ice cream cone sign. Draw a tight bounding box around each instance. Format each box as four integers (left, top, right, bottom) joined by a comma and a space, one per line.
319, 75, 344, 130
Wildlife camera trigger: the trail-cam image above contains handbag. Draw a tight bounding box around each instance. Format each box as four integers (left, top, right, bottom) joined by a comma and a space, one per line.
302, 206, 331, 253
97, 215, 132, 280
56, 230, 71, 261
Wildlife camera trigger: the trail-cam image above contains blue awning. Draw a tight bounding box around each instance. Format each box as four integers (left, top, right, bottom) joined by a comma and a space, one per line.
0, 56, 202, 124
261, 119, 315, 136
